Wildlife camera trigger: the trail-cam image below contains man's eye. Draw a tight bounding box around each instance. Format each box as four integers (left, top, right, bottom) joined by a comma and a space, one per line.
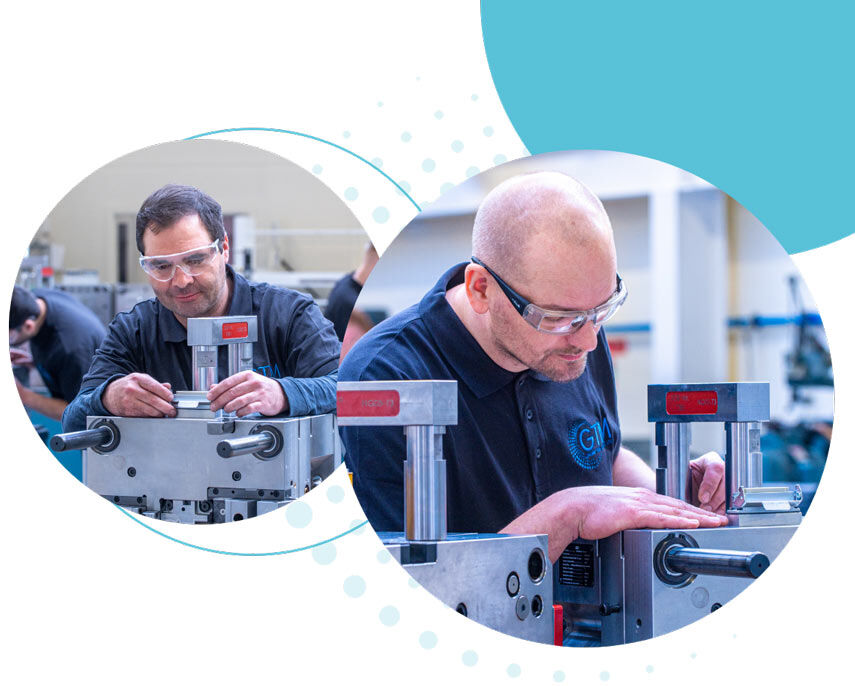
152, 262, 171, 272
184, 254, 206, 266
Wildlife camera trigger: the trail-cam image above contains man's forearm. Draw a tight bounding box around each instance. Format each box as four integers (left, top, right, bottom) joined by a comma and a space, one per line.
276, 369, 338, 417
612, 446, 656, 491
20, 390, 68, 422
500, 492, 582, 563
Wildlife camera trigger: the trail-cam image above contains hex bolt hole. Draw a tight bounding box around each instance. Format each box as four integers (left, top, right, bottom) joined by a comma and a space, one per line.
528, 548, 546, 582
531, 595, 544, 617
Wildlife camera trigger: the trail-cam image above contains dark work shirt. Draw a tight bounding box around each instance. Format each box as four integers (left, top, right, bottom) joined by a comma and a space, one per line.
324, 272, 362, 340
29, 289, 107, 401
339, 264, 621, 533
62, 267, 341, 432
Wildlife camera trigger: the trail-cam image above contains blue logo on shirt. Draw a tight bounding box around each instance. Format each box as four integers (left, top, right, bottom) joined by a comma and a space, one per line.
255, 363, 281, 378
568, 417, 614, 470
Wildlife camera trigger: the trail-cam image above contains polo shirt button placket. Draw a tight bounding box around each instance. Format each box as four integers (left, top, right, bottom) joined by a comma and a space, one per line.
535, 447, 542, 459
525, 408, 534, 421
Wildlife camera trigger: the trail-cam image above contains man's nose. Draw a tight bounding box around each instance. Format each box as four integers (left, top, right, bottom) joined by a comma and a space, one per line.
171, 266, 193, 288
568, 320, 599, 352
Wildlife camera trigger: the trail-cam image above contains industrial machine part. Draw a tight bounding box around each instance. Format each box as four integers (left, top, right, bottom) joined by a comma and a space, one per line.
338, 380, 555, 644
50, 316, 340, 523
555, 382, 802, 645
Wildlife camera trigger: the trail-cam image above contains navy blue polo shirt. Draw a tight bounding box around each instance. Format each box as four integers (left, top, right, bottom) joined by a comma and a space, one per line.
62, 266, 340, 432
339, 264, 621, 534
29, 289, 107, 401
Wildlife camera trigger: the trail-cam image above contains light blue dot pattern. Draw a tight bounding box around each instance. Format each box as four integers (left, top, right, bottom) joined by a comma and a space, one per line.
465, 166, 480, 178
471, 94, 479, 101
422, 159, 436, 172
600, 671, 610, 681
462, 650, 478, 667
440, 182, 454, 195
311, 542, 336, 565
378, 101, 384, 107
350, 518, 366, 535
507, 664, 521, 678
343, 130, 351, 138
371, 157, 383, 168
344, 187, 359, 201
285, 501, 312, 528
451, 140, 464, 152
401, 131, 412, 142
400, 180, 411, 193
377, 548, 392, 564
326, 485, 344, 503
434, 110, 444, 119
494, 154, 508, 165
646, 665, 654, 673
373, 207, 390, 223
379, 606, 400, 626
312, 164, 322, 174
343, 575, 366, 598
554, 671, 566, 683
484, 126, 494, 137
419, 631, 437, 649
691, 653, 697, 659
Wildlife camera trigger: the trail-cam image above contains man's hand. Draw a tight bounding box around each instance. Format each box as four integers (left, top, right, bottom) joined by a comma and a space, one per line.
102, 373, 176, 418
207, 371, 289, 417
689, 452, 726, 514
502, 485, 728, 562
10, 348, 33, 366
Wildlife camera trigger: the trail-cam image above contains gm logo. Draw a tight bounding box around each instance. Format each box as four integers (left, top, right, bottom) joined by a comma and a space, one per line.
255, 363, 281, 378
568, 417, 615, 470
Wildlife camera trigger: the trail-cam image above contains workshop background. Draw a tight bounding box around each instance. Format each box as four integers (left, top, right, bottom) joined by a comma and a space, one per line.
353, 151, 833, 508
14, 138, 368, 479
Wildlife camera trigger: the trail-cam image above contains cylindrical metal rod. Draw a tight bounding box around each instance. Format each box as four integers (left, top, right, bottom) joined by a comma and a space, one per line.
726, 421, 763, 510
217, 432, 274, 458
50, 426, 113, 452
227, 342, 254, 378
666, 547, 769, 579
658, 422, 691, 501
404, 425, 447, 542
192, 344, 218, 391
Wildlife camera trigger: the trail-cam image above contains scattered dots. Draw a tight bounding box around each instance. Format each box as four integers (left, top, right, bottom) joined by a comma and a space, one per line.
462, 650, 478, 667
494, 154, 508, 165
376, 548, 392, 564
373, 206, 390, 223
422, 159, 436, 172
483, 126, 494, 137
691, 652, 697, 659
646, 665, 654, 674
311, 542, 336, 565
416, 76, 421, 81
399, 180, 412, 193
440, 182, 454, 195
600, 672, 610, 682
553, 672, 566, 683
419, 631, 437, 649
343, 575, 366, 598
343, 130, 351, 138
451, 140, 464, 153
471, 94, 479, 101
379, 605, 400, 626
344, 187, 359, 202
350, 518, 366, 535
326, 485, 344, 503
465, 166, 480, 178
732, 633, 737, 638
401, 131, 412, 142
507, 664, 521, 678
407, 577, 420, 589
377, 101, 384, 107
285, 501, 312, 528
371, 157, 383, 168
434, 110, 444, 119
312, 164, 322, 174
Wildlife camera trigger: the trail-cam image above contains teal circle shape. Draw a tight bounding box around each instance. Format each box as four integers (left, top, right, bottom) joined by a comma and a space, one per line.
285, 501, 312, 528
379, 606, 400, 626
451, 140, 464, 152
343, 575, 366, 598
376, 548, 392, 564
344, 187, 359, 202
327, 485, 345, 503
646, 665, 654, 674
483, 126, 494, 137
419, 631, 438, 649
553, 671, 566, 683
481, 3, 855, 253
600, 671, 610, 682
507, 664, 521, 678
311, 542, 336, 565
462, 650, 478, 667
373, 206, 390, 223
312, 164, 322, 174
401, 131, 412, 142
422, 159, 436, 173
434, 110, 444, 120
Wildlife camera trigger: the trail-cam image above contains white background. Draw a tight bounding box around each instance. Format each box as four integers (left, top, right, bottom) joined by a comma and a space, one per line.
1, 2, 851, 684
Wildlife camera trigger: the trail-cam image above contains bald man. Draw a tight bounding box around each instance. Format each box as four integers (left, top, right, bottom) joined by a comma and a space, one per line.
339, 172, 726, 562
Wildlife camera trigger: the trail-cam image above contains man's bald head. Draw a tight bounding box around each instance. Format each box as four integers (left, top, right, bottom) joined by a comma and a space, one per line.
472, 172, 614, 282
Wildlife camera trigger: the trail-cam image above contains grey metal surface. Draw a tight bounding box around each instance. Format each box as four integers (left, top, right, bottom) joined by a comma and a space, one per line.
648, 382, 770, 423
336, 380, 458, 427
192, 345, 218, 391
384, 534, 553, 644
83, 413, 338, 523
725, 421, 763, 509
186, 316, 259, 346
404, 425, 447, 541
656, 422, 691, 501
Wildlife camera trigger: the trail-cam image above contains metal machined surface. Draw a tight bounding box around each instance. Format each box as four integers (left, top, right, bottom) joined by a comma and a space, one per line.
384, 533, 553, 644
656, 422, 691, 501
648, 382, 770, 423
726, 421, 763, 510
336, 380, 458, 427
404, 425, 447, 541
186, 316, 259, 347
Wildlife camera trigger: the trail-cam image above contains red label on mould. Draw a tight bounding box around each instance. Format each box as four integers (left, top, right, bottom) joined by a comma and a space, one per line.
666, 391, 718, 415
222, 321, 249, 339
336, 390, 400, 417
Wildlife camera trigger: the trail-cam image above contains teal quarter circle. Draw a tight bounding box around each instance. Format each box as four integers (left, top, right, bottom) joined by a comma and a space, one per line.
481, 1, 855, 253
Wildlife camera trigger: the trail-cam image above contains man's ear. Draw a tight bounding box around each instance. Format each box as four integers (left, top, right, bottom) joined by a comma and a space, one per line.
464, 264, 490, 314
221, 233, 230, 263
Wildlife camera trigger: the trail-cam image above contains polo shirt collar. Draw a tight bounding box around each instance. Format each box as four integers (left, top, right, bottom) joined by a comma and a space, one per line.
419, 263, 518, 398
158, 264, 247, 343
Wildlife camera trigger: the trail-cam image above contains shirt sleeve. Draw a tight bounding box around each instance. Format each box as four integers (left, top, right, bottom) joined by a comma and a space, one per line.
277, 368, 338, 416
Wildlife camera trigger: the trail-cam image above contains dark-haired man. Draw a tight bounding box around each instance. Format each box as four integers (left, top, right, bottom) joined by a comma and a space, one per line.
340, 172, 727, 562
9, 286, 106, 421
62, 184, 340, 432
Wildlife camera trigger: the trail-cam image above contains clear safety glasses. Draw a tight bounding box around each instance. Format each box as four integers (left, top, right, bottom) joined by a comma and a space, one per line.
139, 239, 222, 282
470, 257, 627, 335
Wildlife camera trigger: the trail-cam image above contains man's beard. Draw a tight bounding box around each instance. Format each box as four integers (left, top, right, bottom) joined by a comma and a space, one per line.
490, 325, 589, 383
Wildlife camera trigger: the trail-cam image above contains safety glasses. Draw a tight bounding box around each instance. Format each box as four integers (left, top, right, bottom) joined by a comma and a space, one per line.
470, 257, 627, 335
139, 239, 222, 282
